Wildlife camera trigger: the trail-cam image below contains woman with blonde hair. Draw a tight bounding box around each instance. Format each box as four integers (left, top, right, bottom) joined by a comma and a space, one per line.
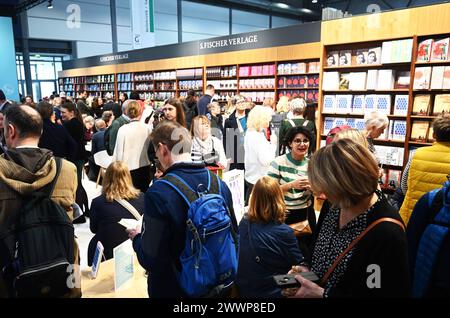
276, 96, 290, 113
285, 139, 409, 298
244, 105, 277, 203
88, 161, 144, 266
236, 176, 304, 298
334, 128, 369, 149
190, 115, 228, 168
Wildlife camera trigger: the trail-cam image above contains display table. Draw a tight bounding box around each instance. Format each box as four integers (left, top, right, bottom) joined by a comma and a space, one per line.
81, 256, 148, 298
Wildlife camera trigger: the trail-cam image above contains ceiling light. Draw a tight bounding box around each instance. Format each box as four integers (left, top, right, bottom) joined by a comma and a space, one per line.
47, 1, 53, 9
312, 0, 318, 3
274, 2, 290, 9
302, 8, 313, 13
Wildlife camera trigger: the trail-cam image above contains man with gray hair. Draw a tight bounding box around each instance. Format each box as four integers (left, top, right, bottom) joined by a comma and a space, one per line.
104, 99, 132, 155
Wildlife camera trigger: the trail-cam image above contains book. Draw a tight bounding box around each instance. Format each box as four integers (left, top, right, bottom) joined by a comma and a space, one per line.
355, 49, 368, 65
355, 118, 366, 131
433, 94, 450, 115
346, 118, 356, 129
431, 38, 449, 62
335, 95, 353, 113
410, 121, 429, 142
339, 50, 352, 66
391, 120, 407, 141
349, 72, 367, 90
376, 95, 391, 114
381, 41, 393, 64
366, 70, 378, 90
394, 95, 409, 116
323, 95, 337, 113
352, 95, 365, 114
377, 69, 395, 90
428, 126, 435, 143
395, 71, 410, 89
323, 117, 336, 134
364, 95, 377, 113
412, 94, 431, 115
367, 47, 382, 65
413, 67, 432, 90
443, 66, 450, 89
339, 73, 351, 90
430, 66, 445, 89
323, 72, 340, 90
326, 51, 339, 67
387, 170, 402, 189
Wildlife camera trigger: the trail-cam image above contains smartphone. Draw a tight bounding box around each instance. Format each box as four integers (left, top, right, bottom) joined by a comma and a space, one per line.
273, 272, 320, 288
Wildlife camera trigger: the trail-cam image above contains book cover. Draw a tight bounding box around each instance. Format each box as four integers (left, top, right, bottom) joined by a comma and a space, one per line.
322, 72, 340, 90
277, 63, 285, 75
394, 95, 409, 115
323, 95, 337, 113
292, 76, 299, 88
262, 65, 270, 76
307, 76, 315, 88
339, 50, 352, 66
428, 126, 435, 143
376, 95, 391, 114
355, 49, 368, 65
298, 75, 307, 88
410, 121, 429, 142
352, 95, 365, 114
381, 41, 393, 64
349, 72, 367, 90
326, 51, 339, 67
413, 67, 432, 90
314, 75, 320, 87
355, 118, 366, 131
278, 77, 286, 89
297, 62, 307, 73
377, 69, 395, 90
392, 120, 407, 141
323, 117, 335, 134
387, 170, 402, 189
433, 94, 450, 115
306, 90, 315, 102
431, 38, 449, 62
364, 95, 377, 113
367, 47, 382, 65
430, 66, 445, 89
334, 117, 347, 128
307, 62, 316, 73
443, 66, 450, 89
395, 71, 411, 89
336, 95, 352, 113
339, 73, 351, 90
412, 94, 431, 115
366, 70, 378, 90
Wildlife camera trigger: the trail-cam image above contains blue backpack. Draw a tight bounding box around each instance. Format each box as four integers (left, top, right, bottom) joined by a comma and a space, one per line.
158, 171, 239, 297
412, 179, 450, 297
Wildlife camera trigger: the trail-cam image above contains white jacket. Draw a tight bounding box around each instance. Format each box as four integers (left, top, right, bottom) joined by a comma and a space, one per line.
244, 130, 277, 184
113, 120, 152, 171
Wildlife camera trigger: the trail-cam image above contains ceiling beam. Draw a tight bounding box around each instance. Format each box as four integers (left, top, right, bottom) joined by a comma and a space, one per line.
15, 0, 47, 15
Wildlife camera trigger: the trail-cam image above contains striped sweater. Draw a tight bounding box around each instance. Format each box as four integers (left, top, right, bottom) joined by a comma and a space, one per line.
267, 153, 312, 210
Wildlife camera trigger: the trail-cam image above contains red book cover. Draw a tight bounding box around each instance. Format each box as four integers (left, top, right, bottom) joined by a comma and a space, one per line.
286, 78, 293, 88
278, 77, 286, 88
292, 91, 298, 98
293, 77, 299, 88
314, 75, 320, 87
307, 90, 314, 101
299, 76, 306, 88
278, 92, 285, 99
314, 92, 319, 102
308, 76, 315, 88
299, 91, 306, 99
417, 39, 434, 62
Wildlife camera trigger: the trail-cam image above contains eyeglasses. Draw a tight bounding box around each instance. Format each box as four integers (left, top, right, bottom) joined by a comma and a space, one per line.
292, 139, 309, 145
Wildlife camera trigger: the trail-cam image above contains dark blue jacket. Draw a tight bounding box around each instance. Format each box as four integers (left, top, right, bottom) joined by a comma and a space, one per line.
91, 129, 106, 155
38, 119, 77, 162
132, 162, 236, 298
197, 94, 212, 116
88, 193, 144, 266
407, 192, 450, 297
236, 217, 303, 298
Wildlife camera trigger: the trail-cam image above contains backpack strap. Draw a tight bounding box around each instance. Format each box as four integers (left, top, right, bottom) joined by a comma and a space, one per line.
288, 119, 296, 128
158, 170, 220, 206
115, 199, 141, 220
320, 217, 405, 287
40, 157, 62, 198
302, 120, 309, 127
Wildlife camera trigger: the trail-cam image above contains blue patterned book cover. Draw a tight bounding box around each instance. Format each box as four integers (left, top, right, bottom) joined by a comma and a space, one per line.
352, 95, 365, 114
392, 120, 407, 141
364, 95, 377, 113
355, 119, 366, 131
394, 95, 409, 115
377, 95, 391, 114
346, 118, 356, 129
323, 117, 335, 134
323, 95, 336, 113
336, 95, 352, 113
334, 117, 346, 127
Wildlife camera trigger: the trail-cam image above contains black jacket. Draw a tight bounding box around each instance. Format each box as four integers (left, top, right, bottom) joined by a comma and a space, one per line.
183, 99, 198, 130
197, 94, 212, 115
310, 197, 410, 297
103, 101, 122, 119
63, 118, 86, 161
223, 110, 249, 170
76, 100, 94, 117
39, 119, 77, 162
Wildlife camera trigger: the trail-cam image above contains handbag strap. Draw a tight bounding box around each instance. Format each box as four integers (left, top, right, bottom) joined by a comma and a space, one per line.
320, 217, 405, 286
115, 199, 141, 220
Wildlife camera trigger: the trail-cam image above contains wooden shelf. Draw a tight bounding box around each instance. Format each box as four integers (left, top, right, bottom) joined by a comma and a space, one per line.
206, 76, 237, 80
154, 89, 176, 92
154, 79, 176, 81
409, 141, 433, 146
410, 115, 438, 119
373, 139, 405, 146
322, 113, 364, 117
324, 62, 411, 71
323, 89, 409, 93
277, 72, 320, 76
415, 60, 450, 66
178, 89, 203, 91
278, 87, 319, 90
214, 88, 238, 91
413, 89, 450, 92
381, 164, 403, 171
238, 88, 276, 91
133, 80, 154, 83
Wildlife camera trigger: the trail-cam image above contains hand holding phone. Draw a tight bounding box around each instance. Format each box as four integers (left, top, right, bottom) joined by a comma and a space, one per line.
273, 272, 320, 288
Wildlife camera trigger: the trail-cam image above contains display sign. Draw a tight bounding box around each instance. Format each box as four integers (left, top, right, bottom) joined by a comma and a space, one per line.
113, 240, 134, 291
63, 22, 321, 70
222, 169, 246, 224
0, 17, 19, 102
131, 0, 155, 49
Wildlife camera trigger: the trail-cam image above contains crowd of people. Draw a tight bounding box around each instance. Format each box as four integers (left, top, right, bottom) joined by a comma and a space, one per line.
0, 86, 449, 298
